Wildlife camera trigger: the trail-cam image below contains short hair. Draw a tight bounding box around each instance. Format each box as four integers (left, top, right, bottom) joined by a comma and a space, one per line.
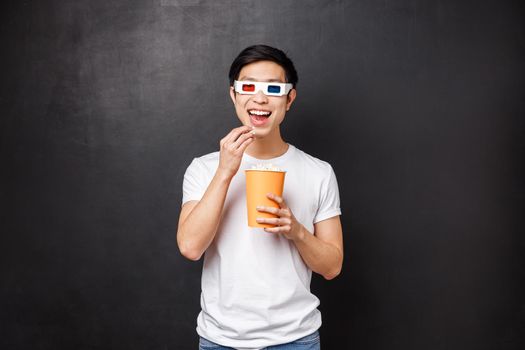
228, 45, 298, 88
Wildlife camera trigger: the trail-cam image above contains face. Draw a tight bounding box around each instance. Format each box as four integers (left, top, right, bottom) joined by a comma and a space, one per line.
230, 61, 297, 138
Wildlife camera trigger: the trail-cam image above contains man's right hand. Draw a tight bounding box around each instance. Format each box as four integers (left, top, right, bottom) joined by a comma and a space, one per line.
217, 125, 255, 179
177, 125, 255, 261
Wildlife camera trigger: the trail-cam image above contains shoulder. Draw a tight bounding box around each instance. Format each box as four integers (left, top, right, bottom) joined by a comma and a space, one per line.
186, 151, 219, 174
291, 146, 335, 175
196, 151, 220, 165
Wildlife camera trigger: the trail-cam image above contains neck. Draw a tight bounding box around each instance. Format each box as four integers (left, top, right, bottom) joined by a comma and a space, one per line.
245, 128, 288, 160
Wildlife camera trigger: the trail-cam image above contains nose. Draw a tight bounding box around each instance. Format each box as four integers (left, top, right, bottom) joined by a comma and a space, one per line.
252, 89, 268, 104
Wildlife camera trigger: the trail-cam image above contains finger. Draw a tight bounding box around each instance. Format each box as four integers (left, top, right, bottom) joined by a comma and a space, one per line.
256, 206, 278, 215
264, 225, 291, 233
256, 217, 280, 225
256, 217, 291, 225
266, 193, 289, 210
256, 206, 289, 217
225, 125, 253, 144
221, 126, 250, 146
236, 134, 255, 153
231, 130, 255, 149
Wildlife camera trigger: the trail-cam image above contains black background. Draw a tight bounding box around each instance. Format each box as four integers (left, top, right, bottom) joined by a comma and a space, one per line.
1, 0, 524, 349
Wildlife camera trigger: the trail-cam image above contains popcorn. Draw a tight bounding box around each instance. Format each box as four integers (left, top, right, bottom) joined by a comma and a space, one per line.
250, 163, 285, 172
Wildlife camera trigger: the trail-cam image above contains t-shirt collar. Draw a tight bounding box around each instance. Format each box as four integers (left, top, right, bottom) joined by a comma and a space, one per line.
242, 143, 295, 164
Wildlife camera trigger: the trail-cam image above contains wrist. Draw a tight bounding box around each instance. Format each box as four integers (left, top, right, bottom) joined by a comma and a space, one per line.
215, 168, 234, 183
292, 224, 307, 242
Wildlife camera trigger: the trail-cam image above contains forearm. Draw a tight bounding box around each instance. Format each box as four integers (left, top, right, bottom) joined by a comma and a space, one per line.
292, 226, 343, 280
177, 170, 232, 260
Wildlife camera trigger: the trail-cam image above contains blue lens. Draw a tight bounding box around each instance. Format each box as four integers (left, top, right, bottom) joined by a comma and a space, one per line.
267, 85, 281, 94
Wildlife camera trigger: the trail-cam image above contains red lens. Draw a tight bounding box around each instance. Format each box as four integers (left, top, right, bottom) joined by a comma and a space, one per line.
242, 84, 255, 92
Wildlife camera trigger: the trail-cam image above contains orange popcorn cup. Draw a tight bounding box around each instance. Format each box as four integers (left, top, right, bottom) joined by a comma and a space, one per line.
245, 169, 286, 228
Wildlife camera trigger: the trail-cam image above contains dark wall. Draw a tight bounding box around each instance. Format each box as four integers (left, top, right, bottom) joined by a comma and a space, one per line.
1, 0, 523, 349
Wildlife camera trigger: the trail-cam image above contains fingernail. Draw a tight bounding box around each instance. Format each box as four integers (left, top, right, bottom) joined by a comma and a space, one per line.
251, 130, 256, 135
256, 206, 262, 210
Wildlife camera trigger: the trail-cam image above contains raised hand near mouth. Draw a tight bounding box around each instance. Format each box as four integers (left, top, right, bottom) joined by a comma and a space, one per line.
217, 125, 255, 180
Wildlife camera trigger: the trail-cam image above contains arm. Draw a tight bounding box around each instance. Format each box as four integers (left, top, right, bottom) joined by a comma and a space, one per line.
256, 194, 343, 280
292, 216, 343, 280
177, 126, 255, 261
177, 171, 233, 261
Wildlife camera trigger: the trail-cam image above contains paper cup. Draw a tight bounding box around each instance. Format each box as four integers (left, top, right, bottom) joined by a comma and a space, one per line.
245, 169, 286, 228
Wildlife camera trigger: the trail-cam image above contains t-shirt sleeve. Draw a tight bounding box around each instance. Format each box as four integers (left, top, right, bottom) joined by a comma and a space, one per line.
313, 164, 342, 224
182, 157, 207, 205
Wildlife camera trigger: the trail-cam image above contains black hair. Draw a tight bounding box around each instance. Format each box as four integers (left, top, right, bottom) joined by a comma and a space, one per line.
228, 45, 298, 88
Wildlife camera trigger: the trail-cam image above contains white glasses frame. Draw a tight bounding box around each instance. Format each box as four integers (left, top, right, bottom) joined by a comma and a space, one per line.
233, 80, 293, 97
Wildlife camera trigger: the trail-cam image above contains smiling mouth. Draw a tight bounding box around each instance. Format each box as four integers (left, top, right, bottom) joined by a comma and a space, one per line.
248, 109, 271, 126
248, 109, 272, 118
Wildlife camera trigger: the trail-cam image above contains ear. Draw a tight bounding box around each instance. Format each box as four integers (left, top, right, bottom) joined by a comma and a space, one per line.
286, 88, 297, 111
229, 86, 236, 105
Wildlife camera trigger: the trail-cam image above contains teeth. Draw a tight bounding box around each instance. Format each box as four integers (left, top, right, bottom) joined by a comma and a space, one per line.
249, 110, 271, 116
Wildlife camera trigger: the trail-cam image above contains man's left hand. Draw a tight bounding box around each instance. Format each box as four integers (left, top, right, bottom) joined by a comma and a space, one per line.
256, 193, 303, 241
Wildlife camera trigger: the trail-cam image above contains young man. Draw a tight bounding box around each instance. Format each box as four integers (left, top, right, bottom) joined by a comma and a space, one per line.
177, 45, 343, 350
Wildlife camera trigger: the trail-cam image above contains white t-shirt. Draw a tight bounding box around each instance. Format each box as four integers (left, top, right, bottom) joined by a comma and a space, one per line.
182, 144, 341, 349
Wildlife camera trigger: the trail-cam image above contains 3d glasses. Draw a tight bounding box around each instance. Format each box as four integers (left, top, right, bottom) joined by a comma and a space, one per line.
233, 80, 293, 97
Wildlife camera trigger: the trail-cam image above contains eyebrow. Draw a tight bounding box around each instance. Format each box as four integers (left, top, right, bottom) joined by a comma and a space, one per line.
238, 76, 285, 83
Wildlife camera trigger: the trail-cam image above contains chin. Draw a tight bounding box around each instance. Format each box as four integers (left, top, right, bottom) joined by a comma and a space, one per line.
255, 128, 273, 138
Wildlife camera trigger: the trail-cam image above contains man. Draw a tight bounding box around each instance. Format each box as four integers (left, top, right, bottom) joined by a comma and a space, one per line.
177, 45, 343, 350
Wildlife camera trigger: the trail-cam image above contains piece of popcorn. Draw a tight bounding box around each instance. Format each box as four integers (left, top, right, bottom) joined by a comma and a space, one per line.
250, 163, 284, 172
